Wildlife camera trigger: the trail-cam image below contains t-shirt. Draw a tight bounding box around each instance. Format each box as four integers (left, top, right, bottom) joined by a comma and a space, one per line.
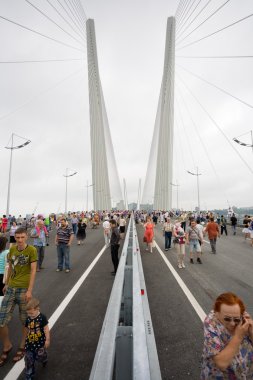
186, 226, 201, 240
25, 312, 48, 352
56, 226, 74, 244
8, 245, 37, 288
205, 222, 219, 239
201, 311, 253, 379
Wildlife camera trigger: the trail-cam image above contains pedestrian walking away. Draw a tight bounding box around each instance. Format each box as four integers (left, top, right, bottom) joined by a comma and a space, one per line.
31, 220, 48, 271
110, 219, 120, 275
55, 218, 74, 273
0, 227, 37, 366
204, 217, 220, 254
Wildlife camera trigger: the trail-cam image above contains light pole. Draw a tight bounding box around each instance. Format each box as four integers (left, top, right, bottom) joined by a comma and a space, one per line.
170, 180, 180, 210
5, 133, 31, 216
63, 168, 77, 214
187, 167, 202, 213
86, 181, 94, 211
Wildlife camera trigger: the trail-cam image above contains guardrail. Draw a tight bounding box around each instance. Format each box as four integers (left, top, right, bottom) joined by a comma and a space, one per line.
89, 214, 161, 380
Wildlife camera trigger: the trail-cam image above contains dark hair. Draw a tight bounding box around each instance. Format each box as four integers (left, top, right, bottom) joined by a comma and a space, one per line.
110, 220, 117, 226
0, 236, 8, 253
15, 227, 28, 235
210, 217, 214, 222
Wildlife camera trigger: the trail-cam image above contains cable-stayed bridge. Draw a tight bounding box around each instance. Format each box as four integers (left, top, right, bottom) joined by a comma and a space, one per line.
0, 0, 252, 214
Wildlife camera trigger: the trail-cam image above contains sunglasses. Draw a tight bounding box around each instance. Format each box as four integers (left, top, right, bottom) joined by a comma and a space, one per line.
223, 316, 242, 324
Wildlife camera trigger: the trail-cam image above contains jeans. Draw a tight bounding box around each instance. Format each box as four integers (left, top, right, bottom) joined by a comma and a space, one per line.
25, 348, 47, 380
209, 238, 217, 253
231, 225, 236, 235
35, 246, 45, 269
164, 231, 172, 249
72, 223, 77, 235
57, 244, 70, 270
111, 244, 119, 272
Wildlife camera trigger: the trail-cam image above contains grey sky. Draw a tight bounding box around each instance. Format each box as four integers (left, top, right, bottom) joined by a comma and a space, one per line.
0, 0, 252, 216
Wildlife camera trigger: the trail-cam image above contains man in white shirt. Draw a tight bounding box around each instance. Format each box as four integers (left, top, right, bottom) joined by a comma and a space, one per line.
103, 218, 111, 248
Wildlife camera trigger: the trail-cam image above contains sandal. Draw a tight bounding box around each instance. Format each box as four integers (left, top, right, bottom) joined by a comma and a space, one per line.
0, 346, 13, 367
13, 347, 25, 363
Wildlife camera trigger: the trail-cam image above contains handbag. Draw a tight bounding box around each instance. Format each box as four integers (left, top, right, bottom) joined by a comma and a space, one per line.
143, 236, 147, 243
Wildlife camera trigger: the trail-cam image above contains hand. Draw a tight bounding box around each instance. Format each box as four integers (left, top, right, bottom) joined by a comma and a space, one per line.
243, 312, 253, 335
44, 340, 50, 349
3, 285, 8, 294
235, 319, 252, 340
25, 290, 32, 302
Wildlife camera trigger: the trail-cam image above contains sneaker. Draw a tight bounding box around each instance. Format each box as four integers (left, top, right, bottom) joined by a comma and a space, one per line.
197, 258, 202, 264
65, 269, 70, 273
181, 262, 185, 268
56, 268, 62, 272
178, 263, 182, 269
190, 258, 194, 264
165, 249, 168, 251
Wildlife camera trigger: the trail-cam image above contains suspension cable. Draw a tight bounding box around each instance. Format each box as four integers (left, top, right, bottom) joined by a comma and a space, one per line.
176, 72, 253, 175
176, 55, 253, 59
0, 15, 85, 52
0, 58, 84, 64
24, 0, 85, 47
177, 0, 231, 45
176, 63, 253, 109
177, 13, 253, 51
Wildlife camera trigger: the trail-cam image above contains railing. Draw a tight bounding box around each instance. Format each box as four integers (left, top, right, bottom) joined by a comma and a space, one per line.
89, 215, 161, 380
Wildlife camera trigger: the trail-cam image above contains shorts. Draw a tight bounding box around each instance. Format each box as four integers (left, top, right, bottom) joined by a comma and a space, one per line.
0, 287, 28, 327
189, 239, 201, 252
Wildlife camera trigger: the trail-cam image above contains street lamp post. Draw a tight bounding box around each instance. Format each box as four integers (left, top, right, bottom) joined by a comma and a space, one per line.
170, 180, 180, 210
63, 168, 77, 214
5, 133, 31, 216
187, 167, 202, 213
86, 181, 94, 211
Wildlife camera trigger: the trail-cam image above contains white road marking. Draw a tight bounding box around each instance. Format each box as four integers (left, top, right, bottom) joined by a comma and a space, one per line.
155, 242, 206, 323
4, 245, 107, 380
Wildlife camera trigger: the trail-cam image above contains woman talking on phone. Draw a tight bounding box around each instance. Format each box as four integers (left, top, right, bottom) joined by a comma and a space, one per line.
201, 292, 253, 379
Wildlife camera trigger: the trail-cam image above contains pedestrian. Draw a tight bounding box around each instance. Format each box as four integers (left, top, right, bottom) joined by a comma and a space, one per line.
204, 217, 220, 254
173, 222, 186, 269
1, 215, 8, 234
230, 213, 237, 235
76, 218, 87, 245
31, 220, 48, 272
185, 219, 203, 264
24, 298, 50, 380
119, 215, 126, 239
163, 217, 173, 251
220, 215, 228, 236
248, 217, 253, 247
201, 292, 253, 379
0, 227, 37, 366
103, 217, 111, 248
9, 221, 18, 248
70, 213, 78, 235
55, 218, 74, 273
143, 217, 154, 253
110, 219, 120, 275
0, 237, 9, 305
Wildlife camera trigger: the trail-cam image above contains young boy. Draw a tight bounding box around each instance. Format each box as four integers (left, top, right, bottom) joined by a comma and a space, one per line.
24, 298, 50, 380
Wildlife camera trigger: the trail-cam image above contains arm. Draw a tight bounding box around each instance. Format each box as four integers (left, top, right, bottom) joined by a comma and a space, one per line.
44, 324, 50, 349
3, 263, 13, 294
55, 232, 58, 245
26, 261, 37, 302
68, 233, 74, 246
213, 320, 251, 371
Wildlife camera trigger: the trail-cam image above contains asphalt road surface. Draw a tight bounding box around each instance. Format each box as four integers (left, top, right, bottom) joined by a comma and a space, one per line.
0, 222, 252, 380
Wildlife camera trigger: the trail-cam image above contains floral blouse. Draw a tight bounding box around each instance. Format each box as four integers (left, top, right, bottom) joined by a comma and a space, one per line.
201, 311, 253, 379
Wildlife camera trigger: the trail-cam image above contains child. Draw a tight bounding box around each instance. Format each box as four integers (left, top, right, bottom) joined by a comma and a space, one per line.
24, 298, 50, 380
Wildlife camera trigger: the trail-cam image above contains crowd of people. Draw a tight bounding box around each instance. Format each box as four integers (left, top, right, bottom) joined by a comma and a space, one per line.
0, 208, 252, 379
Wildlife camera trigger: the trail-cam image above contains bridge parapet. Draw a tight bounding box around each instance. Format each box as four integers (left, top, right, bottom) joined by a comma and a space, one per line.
89, 215, 161, 380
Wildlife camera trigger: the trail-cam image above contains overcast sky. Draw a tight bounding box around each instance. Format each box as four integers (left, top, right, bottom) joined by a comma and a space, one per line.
0, 0, 252, 216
